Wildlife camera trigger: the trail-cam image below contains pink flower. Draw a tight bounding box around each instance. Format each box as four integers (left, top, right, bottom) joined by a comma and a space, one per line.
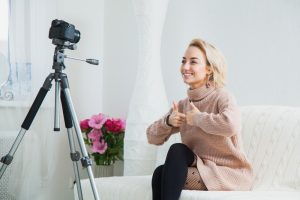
87, 129, 102, 142
81, 113, 125, 165
88, 113, 108, 129
80, 119, 90, 130
91, 140, 108, 154
104, 118, 126, 134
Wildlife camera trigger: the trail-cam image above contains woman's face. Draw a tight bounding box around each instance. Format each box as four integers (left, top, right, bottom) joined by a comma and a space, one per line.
180, 46, 209, 89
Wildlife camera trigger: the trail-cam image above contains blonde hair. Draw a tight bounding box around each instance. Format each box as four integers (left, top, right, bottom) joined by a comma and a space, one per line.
189, 38, 227, 88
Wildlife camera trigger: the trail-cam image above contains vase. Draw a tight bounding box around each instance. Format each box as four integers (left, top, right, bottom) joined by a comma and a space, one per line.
92, 164, 114, 178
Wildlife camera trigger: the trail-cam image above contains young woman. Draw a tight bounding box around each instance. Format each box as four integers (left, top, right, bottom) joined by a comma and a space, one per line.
147, 38, 253, 200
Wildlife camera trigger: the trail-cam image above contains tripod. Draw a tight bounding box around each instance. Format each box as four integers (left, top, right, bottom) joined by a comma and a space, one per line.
0, 44, 100, 200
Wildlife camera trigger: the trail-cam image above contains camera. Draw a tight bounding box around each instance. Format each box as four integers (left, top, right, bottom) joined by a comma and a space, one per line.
49, 19, 80, 44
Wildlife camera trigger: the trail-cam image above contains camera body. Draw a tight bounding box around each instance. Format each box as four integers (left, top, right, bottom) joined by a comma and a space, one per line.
49, 19, 80, 44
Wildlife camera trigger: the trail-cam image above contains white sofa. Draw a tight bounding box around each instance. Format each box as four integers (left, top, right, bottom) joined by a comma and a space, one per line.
75, 106, 300, 200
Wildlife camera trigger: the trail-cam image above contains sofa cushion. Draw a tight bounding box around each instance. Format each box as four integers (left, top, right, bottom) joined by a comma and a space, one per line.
240, 106, 300, 189
74, 176, 300, 200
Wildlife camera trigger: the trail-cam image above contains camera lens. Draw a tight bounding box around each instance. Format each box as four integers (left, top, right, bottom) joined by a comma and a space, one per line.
73, 30, 80, 43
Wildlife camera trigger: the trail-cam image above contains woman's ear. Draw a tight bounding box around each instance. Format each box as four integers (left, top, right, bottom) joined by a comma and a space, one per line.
206, 66, 212, 75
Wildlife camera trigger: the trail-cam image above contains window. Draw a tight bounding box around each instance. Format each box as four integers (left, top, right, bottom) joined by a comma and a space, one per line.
0, 0, 11, 100
0, 0, 32, 102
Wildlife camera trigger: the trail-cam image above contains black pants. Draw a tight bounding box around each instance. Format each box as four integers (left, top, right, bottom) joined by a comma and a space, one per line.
152, 143, 195, 200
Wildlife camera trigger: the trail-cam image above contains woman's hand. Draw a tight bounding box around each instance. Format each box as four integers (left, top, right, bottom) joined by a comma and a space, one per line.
168, 102, 186, 127
186, 102, 200, 125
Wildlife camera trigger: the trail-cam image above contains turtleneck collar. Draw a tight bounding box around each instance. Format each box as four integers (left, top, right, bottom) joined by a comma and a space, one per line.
187, 85, 215, 102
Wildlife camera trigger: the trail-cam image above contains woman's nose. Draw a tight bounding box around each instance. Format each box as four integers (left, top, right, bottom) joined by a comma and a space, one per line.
182, 62, 190, 70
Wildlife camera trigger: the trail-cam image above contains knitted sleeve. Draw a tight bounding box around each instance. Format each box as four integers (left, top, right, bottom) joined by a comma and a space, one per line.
192, 91, 241, 137
146, 110, 180, 145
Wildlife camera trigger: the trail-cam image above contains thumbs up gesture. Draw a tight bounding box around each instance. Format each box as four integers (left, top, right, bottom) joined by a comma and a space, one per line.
186, 102, 200, 125
168, 101, 186, 127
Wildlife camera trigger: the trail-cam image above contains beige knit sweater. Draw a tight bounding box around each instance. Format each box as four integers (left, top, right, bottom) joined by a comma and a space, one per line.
146, 85, 254, 191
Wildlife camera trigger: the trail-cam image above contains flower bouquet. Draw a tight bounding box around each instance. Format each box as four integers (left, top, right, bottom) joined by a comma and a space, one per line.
80, 113, 125, 166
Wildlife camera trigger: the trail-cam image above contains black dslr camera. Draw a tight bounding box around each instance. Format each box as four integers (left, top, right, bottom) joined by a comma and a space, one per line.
49, 19, 80, 44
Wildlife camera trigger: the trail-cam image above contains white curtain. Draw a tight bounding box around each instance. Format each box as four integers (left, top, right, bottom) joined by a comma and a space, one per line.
124, 0, 170, 176
5, 0, 32, 101
0, 0, 76, 200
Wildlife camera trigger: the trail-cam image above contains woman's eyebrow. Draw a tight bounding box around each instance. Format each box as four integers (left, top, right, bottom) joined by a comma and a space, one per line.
182, 57, 199, 60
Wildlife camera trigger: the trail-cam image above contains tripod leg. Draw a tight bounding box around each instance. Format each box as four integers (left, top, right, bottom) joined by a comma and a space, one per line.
54, 80, 61, 131
0, 74, 53, 179
61, 90, 83, 200
60, 74, 100, 200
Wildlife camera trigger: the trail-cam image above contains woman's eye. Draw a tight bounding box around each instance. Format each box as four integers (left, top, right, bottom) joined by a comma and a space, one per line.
181, 60, 186, 64
191, 61, 197, 64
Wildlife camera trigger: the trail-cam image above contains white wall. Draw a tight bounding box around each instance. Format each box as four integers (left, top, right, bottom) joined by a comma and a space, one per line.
103, 0, 300, 121
102, 0, 138, 118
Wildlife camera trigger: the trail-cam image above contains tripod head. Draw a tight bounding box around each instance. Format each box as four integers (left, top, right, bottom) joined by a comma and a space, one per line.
51, 44, 99, 72
52, 44, 67, 72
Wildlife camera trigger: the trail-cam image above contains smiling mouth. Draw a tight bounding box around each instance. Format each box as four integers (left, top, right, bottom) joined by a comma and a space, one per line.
182, 72, 194, 79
